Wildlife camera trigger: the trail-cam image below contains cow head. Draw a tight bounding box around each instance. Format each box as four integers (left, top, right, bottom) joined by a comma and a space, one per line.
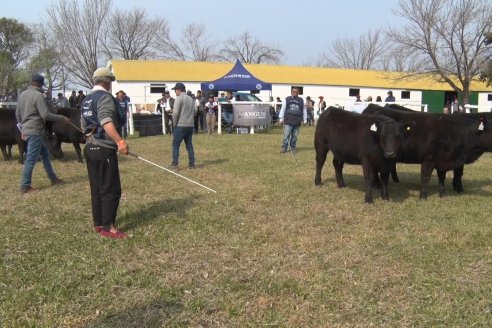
371, 119, 414, 158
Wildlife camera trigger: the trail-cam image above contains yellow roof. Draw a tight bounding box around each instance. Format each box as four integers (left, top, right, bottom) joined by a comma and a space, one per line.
110, 60, 492, 92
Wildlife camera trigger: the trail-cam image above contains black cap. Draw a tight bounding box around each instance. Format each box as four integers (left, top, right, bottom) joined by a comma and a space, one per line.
171, 82, 186, 91
32, 74, 45, 86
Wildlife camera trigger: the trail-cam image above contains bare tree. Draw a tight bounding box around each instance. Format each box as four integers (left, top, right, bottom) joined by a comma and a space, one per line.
47, 0, 112, 89
155, 22, 217, 61
388, 0, 492, 104
219, 31, 284, 64
28, 24, 65, 91
101, 8, 168, 60
317, 29, 387, 70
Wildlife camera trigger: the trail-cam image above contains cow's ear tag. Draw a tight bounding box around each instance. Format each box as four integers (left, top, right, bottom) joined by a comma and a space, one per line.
370, 123, 377, 132
479, 122, 484, 131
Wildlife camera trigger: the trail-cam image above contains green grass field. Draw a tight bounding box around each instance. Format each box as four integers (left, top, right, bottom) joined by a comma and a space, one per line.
1, 126, 491, 327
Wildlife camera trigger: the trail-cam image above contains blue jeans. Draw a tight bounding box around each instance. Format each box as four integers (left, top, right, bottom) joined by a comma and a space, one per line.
222, 111, 233, 133
281, 124, 301, 150
172, 127, 195, 166
21, 135, 58, 189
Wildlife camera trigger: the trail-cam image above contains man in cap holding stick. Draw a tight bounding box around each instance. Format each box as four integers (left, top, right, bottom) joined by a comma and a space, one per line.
81, 67, 129, 238
16, 74, 70, 193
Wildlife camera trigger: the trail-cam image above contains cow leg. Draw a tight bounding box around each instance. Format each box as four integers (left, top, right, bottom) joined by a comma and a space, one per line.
373, 169, 382, 189
361, 159, 374, 203
73, 142, 83, 163
419, 163, 434, 200
437, 170, 447, 197
380, 171, 390, 201
391, 166, 400, 183
0, 145, 9, 161
7, 144, 13, 160
332, 158, 346, 188
315, 143, 329, 185
452, 166, 464, 193
18, 142, 26, 164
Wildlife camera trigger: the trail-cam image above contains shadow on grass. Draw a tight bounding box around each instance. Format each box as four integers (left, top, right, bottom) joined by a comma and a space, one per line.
118, 196, 199, 231
85, 297, 183, 328
319, 170, 492, 202
198, 158, 229, 167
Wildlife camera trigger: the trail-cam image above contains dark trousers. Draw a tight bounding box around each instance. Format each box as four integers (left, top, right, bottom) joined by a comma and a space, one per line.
194, 110, 204, 132
84, 144, 121, 231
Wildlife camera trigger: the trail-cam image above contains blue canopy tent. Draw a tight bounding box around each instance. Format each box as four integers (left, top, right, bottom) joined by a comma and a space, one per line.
200, 59, 272, 92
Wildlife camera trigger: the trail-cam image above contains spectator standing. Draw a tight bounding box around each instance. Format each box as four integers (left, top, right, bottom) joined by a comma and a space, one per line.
305, 96, 314, 126
450, 98, 463, 113
376, 96, 382, 102
76, 90, 86, 108
204, 95, 218, 134
385, 91, 396, 102
170, 83, 195, 170
355, 95, 362, 102
220, 91, 234, 133
194, 90, 204, 133
81, 67, 129, 239
68, 90, 77, 108
55, 92, 70, 108
156, 91, 174, 134
15, 74, 69, 193
279, 87, 307, 153
116, 90, 129, 137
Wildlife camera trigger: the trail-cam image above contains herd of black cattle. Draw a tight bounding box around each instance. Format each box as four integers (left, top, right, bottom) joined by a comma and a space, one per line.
315, 104, 491, 203
1, 104, 491, 203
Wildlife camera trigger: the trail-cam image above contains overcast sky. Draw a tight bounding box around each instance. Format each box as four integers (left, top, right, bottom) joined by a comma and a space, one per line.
3, 0, 408, 65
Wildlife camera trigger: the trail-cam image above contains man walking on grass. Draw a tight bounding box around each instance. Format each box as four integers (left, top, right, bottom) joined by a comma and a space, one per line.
170, 82, 196, 170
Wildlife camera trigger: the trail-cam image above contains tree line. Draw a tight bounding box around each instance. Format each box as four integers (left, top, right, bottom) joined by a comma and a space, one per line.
0, 0, 491, 104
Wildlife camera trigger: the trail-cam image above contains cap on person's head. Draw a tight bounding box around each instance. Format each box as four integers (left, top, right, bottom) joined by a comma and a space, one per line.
209, 95, 214, 99
387, 91, 393, 95
78, 90, 84, 94
32, 74, 45, 86
318, 96, 324, 99
93, 67, 115, 83
171, 82, 186, 91
164, 90, 170, 95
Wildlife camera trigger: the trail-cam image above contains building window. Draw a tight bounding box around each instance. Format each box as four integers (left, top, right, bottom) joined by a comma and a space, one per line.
291, 86, 303, 95
150, 84, 167, 94
401, 91, 411, 99
349, 88, 360, 97
488, 94, 492, 101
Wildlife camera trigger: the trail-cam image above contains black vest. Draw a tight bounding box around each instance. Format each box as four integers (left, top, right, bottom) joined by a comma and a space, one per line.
81, 90, 126, 139
284, 96, 304, 126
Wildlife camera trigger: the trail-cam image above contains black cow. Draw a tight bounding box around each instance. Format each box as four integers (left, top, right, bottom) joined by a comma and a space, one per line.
0, 108, 26, 164
363, 104, 491, 199
314, 107, 413, 203
46, 107, 85, 163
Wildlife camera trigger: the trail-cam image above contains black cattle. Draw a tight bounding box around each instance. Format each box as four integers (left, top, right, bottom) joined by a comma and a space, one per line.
314, 107, 413, 203
0, 108, 26, 164
46, 107, 85, 163
363, 104, 491, 199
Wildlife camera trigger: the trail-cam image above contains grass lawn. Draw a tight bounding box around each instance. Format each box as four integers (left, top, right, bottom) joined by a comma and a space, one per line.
1, 125, 491, 327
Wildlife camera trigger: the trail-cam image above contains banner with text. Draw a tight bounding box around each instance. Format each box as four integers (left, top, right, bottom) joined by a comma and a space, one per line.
232, 103, 271, 126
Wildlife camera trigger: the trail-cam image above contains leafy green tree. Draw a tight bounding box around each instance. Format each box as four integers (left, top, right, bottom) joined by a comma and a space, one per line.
0, 17, 33, 95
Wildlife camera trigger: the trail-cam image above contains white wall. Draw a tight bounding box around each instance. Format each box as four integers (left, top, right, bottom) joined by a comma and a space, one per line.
478, 92, 492, 112
112, 80, 450, 111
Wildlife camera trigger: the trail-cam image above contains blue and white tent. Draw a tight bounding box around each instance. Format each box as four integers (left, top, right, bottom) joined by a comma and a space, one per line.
200, 60, 272, 92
